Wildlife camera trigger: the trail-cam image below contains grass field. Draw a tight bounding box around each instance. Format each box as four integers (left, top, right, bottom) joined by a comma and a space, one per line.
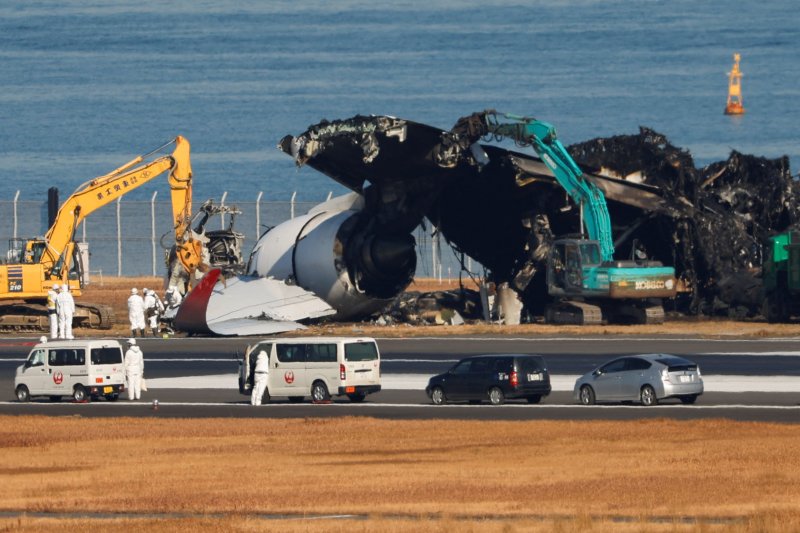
1, 416, 800, 532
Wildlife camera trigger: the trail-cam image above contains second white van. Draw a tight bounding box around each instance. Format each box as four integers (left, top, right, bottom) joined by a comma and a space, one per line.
239, 337, 381, 403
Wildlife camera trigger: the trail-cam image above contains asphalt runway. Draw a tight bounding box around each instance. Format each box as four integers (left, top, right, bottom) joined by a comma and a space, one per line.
2, 335, 800, 422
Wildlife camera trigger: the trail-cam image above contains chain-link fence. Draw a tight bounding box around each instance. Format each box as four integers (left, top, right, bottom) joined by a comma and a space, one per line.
0, 193, 477, 282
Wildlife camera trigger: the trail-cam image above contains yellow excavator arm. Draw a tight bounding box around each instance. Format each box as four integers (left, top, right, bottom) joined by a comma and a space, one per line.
39, 135, 203, 282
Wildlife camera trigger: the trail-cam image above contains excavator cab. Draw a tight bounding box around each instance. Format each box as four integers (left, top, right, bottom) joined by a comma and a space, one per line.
547, 238, 603, 296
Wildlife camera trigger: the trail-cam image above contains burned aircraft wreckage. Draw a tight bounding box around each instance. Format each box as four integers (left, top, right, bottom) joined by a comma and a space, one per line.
277, 111, 799, 321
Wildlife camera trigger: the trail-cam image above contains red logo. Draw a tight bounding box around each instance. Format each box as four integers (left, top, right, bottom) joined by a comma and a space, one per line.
284, 371, 295, 384
53, 372, 63, 385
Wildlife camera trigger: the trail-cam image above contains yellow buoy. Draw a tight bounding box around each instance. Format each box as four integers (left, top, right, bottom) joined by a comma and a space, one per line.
725, 53, 745, 115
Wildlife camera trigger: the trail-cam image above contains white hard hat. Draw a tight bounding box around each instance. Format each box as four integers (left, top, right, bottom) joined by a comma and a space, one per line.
39, 335, 47, 343
127, 338, 137, 345
52, 283, 60, 290
131, 288, 138, 295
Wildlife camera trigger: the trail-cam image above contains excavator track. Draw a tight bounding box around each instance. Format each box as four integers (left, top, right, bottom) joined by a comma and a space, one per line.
545, 300, 603, 326
0, 301, 115, 332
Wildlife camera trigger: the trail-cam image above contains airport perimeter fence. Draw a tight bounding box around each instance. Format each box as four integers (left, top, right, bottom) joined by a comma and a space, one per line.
0, 193, 476, 284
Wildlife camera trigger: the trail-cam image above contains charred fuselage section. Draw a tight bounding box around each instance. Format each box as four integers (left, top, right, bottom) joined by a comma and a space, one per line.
281, 115, 797, 319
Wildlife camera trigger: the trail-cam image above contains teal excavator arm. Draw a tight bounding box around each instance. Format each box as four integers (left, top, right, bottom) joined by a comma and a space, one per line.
465, 110, 615, 261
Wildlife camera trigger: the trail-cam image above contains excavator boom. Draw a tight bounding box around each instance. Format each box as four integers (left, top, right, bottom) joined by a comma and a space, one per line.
0, 135, 205, 331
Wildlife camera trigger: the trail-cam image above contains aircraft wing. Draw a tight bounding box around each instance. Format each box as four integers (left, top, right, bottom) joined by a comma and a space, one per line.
175, 269, 336, 336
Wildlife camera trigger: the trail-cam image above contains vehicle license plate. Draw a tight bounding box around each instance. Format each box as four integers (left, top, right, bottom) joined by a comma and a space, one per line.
528, 373, 542, 381
679, 375, 691, 383
103, 386, 113, 393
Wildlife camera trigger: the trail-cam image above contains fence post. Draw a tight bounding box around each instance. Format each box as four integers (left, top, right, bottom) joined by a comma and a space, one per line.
431, 225, 438, 281
116, 196, 122, 276
255, 191, 263, 237
220, 191, 227, 229
290, 191, 297, 219
13, 190, 19, 240
151, 191, 158, 276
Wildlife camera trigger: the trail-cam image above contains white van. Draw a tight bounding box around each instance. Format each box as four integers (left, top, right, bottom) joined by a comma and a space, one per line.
14, 339, 126, 402
239, 337, 381, 403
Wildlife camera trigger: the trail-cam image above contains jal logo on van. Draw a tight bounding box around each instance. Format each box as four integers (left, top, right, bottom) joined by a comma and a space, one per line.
53, 372, 63, 385
284, 371, 295, 384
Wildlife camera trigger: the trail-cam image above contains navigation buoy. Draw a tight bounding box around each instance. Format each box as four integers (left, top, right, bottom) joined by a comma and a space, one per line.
725, 53, 745, 115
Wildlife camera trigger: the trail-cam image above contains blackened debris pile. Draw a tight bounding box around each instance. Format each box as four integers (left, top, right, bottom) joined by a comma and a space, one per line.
569, 127, 800, 316
281, 114, 798, 320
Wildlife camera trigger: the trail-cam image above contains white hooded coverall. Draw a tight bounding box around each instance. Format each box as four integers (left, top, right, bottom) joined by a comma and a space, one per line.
251, 350, 269, 405
127, 292, 146, 333
124, 344, 144, 400
46, 288, 58, 339
56, 286, 75, 340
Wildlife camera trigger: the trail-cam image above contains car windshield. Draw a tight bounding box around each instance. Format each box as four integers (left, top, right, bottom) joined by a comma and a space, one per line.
655, 356, 697, 372
344, 342, 379, 361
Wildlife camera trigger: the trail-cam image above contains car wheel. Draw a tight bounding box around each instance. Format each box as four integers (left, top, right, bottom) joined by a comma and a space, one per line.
488, 387, 505, 406
72, 385, 88, 402
261, 388, 271, 404
679, 395, 698, 405
288, 396, 304, 403
347, 393, 366, 403
311, 381, 330, 402
640, 385, 658, 406
526, 395, 542, 404
15, 385, 30, 403
430, 386, 446, 405
579, 385, 596, 405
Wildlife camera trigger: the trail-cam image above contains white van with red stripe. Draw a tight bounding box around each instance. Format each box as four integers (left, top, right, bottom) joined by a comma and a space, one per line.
239, 337, 381, 403
14, 339, 125, 402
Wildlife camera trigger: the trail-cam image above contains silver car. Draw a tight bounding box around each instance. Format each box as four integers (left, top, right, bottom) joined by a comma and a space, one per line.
573, 354, 703, 406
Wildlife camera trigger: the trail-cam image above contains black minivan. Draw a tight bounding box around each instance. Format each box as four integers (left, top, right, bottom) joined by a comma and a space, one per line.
426, 354, 551, 405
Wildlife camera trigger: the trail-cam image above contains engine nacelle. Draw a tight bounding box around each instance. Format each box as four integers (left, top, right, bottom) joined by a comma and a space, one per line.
248, 208, 416, 320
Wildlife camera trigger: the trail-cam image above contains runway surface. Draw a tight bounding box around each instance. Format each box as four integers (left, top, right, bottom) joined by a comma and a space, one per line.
2, 335, 799, 421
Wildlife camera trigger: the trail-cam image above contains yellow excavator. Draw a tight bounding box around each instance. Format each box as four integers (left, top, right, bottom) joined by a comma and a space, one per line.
0, 136, 207, 331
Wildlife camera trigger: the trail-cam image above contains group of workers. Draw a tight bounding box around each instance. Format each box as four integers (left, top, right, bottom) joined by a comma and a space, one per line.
127, 286, 182, 337
46, 283, 76, 340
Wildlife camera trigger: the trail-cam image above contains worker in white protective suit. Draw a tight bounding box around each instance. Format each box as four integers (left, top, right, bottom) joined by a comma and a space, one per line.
56, 284, 75, 340
250, 350, 270, 406
124, 338, 144, 400
127, 287, 146, 337
165, 285, 182, 308
47, 284, 59, 339
143, 289, 164, 337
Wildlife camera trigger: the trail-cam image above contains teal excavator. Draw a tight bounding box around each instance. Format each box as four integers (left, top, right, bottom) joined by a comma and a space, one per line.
458, 110, 676, 324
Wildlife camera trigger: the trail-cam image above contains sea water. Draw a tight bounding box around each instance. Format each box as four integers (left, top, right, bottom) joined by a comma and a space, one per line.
0, 0, 798, 204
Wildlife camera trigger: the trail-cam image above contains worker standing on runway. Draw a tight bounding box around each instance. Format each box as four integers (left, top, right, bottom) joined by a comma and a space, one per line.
47, 284, 59, 339
124, 338, 144, 400
127, 287, 146, 337
56, 284, 75, 340
251, 349, 269, 405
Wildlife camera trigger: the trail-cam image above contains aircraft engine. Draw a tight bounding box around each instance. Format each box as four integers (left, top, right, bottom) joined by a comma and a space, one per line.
248, 208, 417, 320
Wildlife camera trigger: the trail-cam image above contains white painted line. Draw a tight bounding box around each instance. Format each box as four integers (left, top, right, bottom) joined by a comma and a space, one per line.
142, 373, 800, 393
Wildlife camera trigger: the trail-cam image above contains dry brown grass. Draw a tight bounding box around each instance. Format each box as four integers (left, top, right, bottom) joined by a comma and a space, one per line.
75, 276, 800, 338
1, 416, 800, 531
